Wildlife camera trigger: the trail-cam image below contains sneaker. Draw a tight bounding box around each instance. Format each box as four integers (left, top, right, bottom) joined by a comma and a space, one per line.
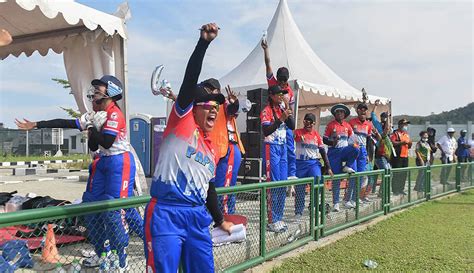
362, 197, 371, 202
333, 203, 340, 212
82, 254, 100, 268
344, 201, 355, 209
267, 222, 286, 233
288, 176, 298, 180
277, 221, 288, 231
342, 166, 356, 174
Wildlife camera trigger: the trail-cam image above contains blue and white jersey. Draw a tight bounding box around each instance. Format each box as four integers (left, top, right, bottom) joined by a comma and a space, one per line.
260, 104, 286, 145
150, 103, 218, 206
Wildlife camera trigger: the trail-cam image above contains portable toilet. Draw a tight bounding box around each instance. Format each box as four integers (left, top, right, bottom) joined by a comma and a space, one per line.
151, 117, 167, 175
130, 114, 152, 176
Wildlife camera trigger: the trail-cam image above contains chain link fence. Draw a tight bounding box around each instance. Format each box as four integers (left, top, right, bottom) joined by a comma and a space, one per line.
0, 164, 472, 272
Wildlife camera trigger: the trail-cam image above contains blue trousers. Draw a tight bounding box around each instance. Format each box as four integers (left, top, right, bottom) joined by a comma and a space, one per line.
328, 146, 358, 204
345, 146, 367, 202
263, 143, 288, 223
294, 160, 322, 215
82, 152, 137, 267
215, 144, 242, 214
144, 200, 214, 273
286, 128, 296, 177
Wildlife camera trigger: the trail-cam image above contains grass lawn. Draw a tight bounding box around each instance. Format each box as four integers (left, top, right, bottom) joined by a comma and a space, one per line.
0, 154, 90, 162
272, 190, 474, 272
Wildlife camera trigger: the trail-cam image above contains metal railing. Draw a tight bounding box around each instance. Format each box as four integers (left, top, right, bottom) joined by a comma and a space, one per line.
0, 162, 472, 272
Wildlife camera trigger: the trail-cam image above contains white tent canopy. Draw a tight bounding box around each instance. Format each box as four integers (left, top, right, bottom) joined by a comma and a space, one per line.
0, 0, 129, 115
220, 0, 390, 128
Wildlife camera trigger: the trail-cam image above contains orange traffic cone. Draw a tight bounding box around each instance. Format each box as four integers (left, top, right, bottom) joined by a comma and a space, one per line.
42, 224, 59, 263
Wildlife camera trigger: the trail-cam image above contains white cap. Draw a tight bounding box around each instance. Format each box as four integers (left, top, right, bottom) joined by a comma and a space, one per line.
447, 127, 455, 133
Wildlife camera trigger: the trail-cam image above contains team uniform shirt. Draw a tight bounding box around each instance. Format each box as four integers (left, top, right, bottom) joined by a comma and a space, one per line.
227, 119, 238, 143
150, 103, 218, 206
294, 129, 324, 160
436, 135, 458, 161
100, 102, 130, 156
261, 104, 287, 145
267, 74, 295, 106
324, 120, 354, 148
349, 118, 373, 147
416, 141, 431, 163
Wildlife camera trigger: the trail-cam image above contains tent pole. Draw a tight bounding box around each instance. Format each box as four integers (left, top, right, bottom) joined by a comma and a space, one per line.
11, 26, 89, 45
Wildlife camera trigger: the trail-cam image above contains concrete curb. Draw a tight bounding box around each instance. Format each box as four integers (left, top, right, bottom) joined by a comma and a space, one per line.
0, 159, 84, 167
0, 175, 81, 184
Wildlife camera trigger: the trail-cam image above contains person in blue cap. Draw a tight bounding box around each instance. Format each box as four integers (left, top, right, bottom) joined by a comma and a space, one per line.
16, 75, 140, 269
323, 104, 359, 212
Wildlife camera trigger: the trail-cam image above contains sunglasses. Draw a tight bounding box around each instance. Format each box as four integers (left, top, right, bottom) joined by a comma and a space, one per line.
195, 101, 220, 112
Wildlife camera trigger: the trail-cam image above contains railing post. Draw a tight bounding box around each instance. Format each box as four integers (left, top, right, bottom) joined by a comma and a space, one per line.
407, 169, 411, 203
355, 176, 360, 220
260, 186, 267, 258
385, 169, 391, 214
320, 176, 326, 238
456, 162, 461, 192
426, 165, 431, 201
311, 177, 316, 241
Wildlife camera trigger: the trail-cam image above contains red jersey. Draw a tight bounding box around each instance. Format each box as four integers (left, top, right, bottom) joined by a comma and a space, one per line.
349, 118, 373, 147
260, 104, 287, 145
100, 102, 130, 156
294, 129, 324, 160
267, 74, 295, 105
324, 120, 354, 148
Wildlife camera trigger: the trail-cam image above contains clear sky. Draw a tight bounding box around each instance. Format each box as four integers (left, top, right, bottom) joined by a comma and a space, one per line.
1, 0, 472, 128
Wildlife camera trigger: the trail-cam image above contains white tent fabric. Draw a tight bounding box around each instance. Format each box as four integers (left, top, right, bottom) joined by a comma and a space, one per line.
0, 0, 129, 113
220, 0, 391, 128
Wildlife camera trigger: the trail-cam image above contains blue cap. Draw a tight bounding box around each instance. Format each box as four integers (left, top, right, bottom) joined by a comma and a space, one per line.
91, 75, 123, 100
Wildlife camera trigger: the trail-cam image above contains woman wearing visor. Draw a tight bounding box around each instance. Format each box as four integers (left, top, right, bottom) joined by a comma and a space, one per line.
15, 75, 139, 269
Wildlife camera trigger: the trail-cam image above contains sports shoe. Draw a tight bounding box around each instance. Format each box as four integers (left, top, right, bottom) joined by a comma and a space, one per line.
342, 166, 356, 174
288, 176, 298, 180
362, 197, 371, 203
267, 222, 286, 233
333, 203, 340, 212
344, 201, 355, 209
82, 254, 100, 268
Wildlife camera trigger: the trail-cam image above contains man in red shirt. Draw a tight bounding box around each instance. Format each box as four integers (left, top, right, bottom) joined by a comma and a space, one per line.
390, 119, 412, 195
261, 39, 297, 180
323, 104, 359, 212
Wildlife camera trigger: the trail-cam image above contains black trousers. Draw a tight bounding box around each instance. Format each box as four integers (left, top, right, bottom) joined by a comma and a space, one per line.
391, 157, 409, 193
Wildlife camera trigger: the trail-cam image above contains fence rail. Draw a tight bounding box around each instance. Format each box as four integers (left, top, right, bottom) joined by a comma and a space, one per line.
0, 162, 472, 272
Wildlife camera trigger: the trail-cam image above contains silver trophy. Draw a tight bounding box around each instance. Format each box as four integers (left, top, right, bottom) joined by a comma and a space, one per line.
151, 64, 173, 98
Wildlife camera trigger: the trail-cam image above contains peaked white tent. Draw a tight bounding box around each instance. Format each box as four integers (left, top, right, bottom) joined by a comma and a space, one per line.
220, 0, 391, 128
0, 0, 129, 115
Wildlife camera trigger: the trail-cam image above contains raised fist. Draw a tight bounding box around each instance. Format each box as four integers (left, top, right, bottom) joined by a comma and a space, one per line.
200, 23, 219, 42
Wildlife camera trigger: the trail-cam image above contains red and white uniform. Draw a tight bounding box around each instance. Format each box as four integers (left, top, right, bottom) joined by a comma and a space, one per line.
294, 129, 324, 160
261, 104, 287, 145
324, 120, 354, 148
349, 118, 373, 147
100, 102, 130, 156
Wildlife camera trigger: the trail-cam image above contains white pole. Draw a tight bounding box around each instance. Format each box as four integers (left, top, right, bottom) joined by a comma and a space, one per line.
26, 130, 29, 156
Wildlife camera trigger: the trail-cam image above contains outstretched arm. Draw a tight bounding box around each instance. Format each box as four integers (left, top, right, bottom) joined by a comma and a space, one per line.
177, 23, 219, 110
16, 118, 79, 131
261, 39, 273, 77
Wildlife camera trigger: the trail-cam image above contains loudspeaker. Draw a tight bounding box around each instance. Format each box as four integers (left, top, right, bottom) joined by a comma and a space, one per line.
240, 132, 262, 158
247, 88, 268, 118
246, 118, 260, 133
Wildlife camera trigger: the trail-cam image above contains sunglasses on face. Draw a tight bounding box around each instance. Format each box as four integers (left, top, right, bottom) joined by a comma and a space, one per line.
195, 101, 220, 112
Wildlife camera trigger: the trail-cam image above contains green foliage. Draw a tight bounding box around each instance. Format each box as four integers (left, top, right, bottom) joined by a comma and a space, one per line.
52, 78, 81, 118
273, 190, 474, 272
60, 107, 81, 119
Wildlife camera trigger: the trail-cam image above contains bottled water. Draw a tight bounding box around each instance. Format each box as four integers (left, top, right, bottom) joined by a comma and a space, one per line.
98, 252, 109, 273
109, 250, 120, 271
104, 239, 112, 257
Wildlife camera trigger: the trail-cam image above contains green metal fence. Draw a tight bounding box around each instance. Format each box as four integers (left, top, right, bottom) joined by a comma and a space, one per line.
0, 162, 472, 272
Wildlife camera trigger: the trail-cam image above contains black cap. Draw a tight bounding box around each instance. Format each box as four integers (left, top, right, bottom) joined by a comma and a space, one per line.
356, 103, 368, 110
276, 67, 289, 79
398, 118, 410, 125
304, 113, 316, 123
380, 112, 388, 119
268, 85, 288, 95
200, 78, 221, 91
194, 85, 225, 104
